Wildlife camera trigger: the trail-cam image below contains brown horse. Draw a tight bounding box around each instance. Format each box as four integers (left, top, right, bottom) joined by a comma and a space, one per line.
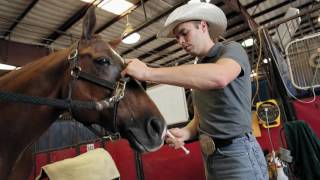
0, 8, 166, 180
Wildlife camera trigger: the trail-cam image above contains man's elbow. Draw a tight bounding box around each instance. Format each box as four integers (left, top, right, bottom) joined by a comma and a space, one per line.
198, 79, 228, 90
212, 78, 228, 89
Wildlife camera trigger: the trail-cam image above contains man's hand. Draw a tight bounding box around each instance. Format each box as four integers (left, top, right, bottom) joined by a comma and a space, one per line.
121, 58, 151, 81
165, 128, 189, 149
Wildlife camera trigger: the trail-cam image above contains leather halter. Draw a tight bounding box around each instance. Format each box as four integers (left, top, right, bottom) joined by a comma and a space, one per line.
67, 44, 129, 133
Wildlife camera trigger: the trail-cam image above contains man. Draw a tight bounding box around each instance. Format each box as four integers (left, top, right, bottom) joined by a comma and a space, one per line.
122, 2, 268, 180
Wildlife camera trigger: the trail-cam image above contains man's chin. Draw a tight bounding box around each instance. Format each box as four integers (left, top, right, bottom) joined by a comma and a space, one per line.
188, 51, 197, 57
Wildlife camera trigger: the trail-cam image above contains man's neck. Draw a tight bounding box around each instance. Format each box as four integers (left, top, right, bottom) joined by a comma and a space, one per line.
198, 40, 215, 58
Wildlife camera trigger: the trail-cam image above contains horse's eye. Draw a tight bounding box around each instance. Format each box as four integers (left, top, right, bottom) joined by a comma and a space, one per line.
95, 57, 111, 65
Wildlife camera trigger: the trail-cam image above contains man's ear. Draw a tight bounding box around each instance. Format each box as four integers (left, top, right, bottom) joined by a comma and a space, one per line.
200, 20, 209, 33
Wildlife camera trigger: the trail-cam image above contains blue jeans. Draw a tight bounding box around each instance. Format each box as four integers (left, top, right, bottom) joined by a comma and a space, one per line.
202, 133, 268, 180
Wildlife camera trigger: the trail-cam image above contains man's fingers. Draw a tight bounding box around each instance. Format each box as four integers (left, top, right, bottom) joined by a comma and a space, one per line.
124, 58, 134, 65
121, 59, 133, 77
165, 137, 174, 144
121, 68, 128, 77
165, 136, 184, 148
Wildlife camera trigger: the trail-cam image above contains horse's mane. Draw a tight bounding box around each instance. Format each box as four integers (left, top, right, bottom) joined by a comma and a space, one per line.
0, 48, 71, 87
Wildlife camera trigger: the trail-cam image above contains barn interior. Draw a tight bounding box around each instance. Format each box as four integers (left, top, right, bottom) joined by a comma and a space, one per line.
0, 0, 320, 179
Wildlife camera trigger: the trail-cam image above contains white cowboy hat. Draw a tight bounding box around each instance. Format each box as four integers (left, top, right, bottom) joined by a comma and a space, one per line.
157, 2, 227, 39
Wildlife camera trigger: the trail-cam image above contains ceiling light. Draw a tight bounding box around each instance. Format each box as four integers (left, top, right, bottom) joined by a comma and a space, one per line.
80, 0, 133, 15
188, 0, 211, 3
122, 33, 140, 44
241, 38, 254, 47
98, 0, 134, 15
318, 16, 320, 23
0, 63, 18, 70
122, 15, 140, 44
80, 0, 97, 3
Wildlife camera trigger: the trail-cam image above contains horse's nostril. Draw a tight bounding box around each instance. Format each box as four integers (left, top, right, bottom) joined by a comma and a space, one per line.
148, 117, 162, 135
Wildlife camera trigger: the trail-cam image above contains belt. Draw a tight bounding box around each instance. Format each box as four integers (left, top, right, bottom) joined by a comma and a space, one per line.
199, 133, 250, 156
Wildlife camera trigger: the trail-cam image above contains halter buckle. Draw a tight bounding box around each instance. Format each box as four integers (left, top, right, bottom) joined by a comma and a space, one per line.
71, 66, 82, 78
109, 78, 127, 103
68, 49, 78, 60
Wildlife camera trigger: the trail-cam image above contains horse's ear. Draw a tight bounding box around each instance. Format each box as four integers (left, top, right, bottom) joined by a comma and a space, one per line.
82, 7, 96, 40
109, 36, 122, 49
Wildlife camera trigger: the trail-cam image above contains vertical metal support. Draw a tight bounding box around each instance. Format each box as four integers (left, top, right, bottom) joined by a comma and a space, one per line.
134, 151, 145, 180
33, 145, 37, 179
262, 29, 296, 122
141, 0, 148, 21
275, 27, 286, 52
284, 22, 293, 39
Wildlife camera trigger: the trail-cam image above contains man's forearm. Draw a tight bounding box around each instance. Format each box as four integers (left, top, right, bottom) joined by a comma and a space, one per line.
148, 64, 226, 90
183, 107, 200, 139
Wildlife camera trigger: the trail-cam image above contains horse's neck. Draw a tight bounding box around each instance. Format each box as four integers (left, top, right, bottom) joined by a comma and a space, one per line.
0, 48, 73, 175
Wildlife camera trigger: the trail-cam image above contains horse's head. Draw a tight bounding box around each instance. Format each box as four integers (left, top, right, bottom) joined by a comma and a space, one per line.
63, 8, 166, 152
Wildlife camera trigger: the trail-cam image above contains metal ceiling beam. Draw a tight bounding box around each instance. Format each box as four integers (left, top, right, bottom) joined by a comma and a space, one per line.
242, 0, 266, 9
229, 4, 320, 65
260, 1, 314, 27
95, 0, 149, 33
268, 14, 319, 37
225, 0, 267, 30
264, 3, 320, 30
119, 0, 189, 56
147, 47, 183, 64
226, 0, 315, 40
224, 0, 259, 31
224, 0, 308, 37
227, 19, 247, 31
268, 16, 320, 37
121, 35, 156, 56
124, 1, 185, 38
160, 53, 189, 66
226, 26, 250, 39
2, 0, 39, 37
138, 40, 176, 60
42, 0, 144, 44
295, 18, 320, 36
294, 26, 320, 38
120, 0, 189, 57
252, 0, 293, 18
41, 2, 95, 44
260, 14, 284, 26
168, 56, 194, 66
